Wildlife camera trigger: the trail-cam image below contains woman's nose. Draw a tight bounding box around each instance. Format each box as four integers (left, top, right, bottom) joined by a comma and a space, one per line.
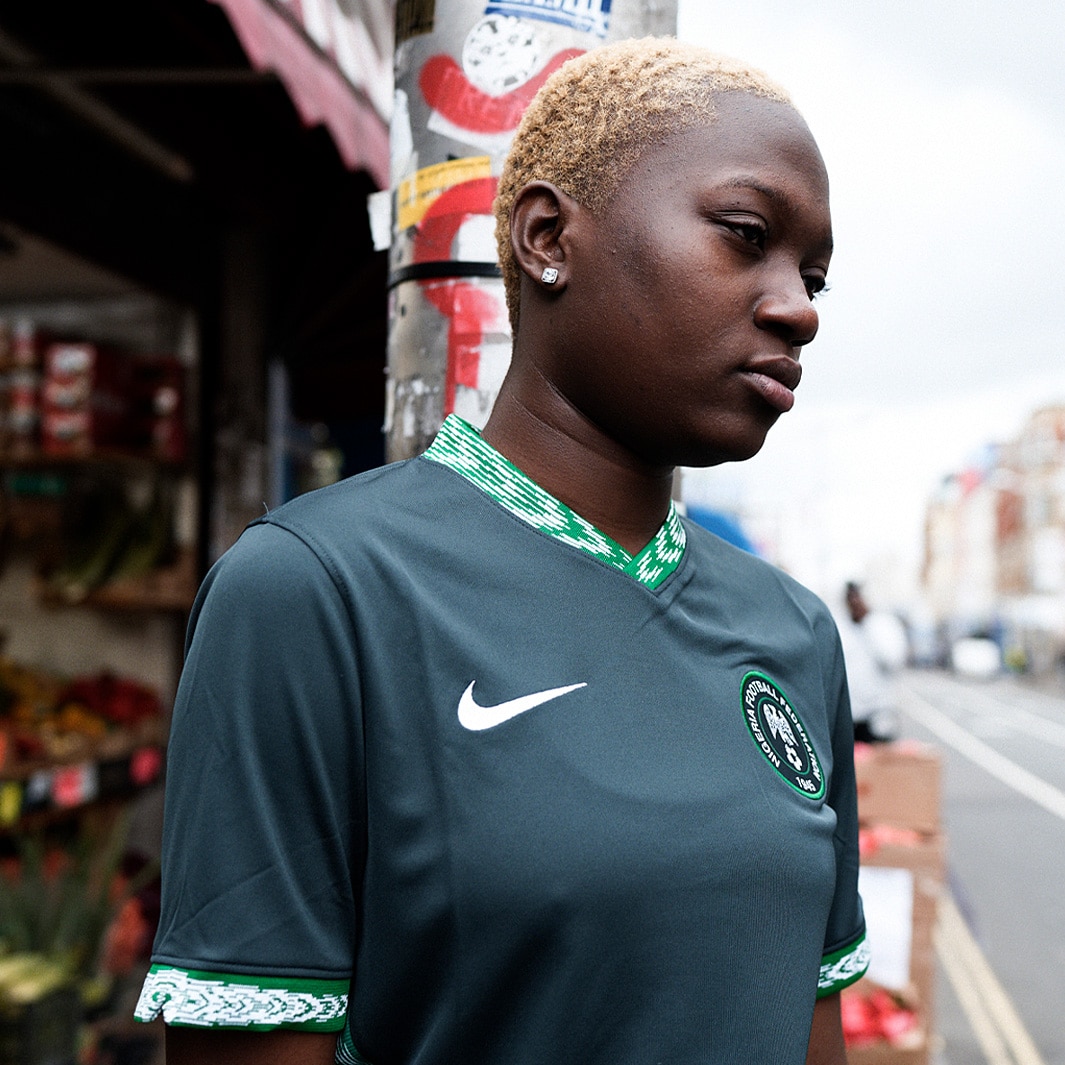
753, 279, 820, 349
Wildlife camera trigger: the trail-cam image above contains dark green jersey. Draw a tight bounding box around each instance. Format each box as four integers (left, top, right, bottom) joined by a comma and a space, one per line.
137, 415, 867, 1063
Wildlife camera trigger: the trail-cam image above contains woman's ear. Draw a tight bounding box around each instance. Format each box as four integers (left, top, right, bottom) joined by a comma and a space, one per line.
509, 181, 578, 290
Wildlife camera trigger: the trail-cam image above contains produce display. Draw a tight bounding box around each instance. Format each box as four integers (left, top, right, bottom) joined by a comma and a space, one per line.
842, 982, 920, 1049
41, 478, 177, 605
1, 469, 183, 607
0, 953, 82, 1065
0, 658, 164, 1056
0, 659, 165, 828
0, 809, 160, 1064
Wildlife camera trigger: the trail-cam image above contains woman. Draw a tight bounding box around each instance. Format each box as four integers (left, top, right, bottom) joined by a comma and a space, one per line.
137, 37, 867, 1065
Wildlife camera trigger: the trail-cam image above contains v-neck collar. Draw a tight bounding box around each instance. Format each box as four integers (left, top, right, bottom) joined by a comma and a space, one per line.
423, 415, 686, 590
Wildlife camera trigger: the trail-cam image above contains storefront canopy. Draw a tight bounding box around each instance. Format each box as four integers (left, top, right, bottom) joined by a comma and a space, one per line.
0, 1, 391, 302
211, 0, 391, 187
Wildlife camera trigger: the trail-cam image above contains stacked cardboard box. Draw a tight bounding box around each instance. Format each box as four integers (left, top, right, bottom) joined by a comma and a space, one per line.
2, 333, 190, 461
844, 740, 944, 1065
40, 342, 133, 456
0, 320, 49, 458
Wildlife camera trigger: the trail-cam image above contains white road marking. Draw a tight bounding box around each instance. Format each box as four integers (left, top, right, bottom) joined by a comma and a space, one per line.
936, 891, 1047, 1065
919, 677, 1065, 751
901, 688, 1065, 824
903, 679, 1052, 1062
978, 701, 1065, 750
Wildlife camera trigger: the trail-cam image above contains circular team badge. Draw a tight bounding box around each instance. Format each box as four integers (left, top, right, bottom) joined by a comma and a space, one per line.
741, 671, 825, 800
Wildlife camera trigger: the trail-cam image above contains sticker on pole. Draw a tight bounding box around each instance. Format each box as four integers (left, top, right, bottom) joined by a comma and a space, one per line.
397, 156, 492, 231
483, 0, 612, 38
463, 16, 544, 96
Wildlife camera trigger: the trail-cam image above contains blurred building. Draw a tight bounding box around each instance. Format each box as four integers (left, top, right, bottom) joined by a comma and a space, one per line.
922, 456, 1001, 630
921, 405, 1065, 674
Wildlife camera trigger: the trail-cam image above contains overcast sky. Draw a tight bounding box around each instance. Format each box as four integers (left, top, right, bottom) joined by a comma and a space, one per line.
673, 1, 1065, 608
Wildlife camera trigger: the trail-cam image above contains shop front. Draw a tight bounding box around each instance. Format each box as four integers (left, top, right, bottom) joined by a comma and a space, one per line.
0, 3, 391, 1060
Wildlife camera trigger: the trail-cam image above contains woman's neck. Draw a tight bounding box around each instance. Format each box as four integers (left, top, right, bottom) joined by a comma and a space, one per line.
481, 372, 675, 557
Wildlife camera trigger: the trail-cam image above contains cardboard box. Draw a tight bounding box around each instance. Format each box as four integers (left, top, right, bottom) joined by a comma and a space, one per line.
850, 740, 944, 1063
846, 1034, 931, 1065
860, 835, 943, 989
854, 741, 941, 834
848, 833, 944, 1065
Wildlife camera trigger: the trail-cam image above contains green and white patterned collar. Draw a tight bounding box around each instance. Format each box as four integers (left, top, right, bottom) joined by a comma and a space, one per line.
423, 415, 686, 590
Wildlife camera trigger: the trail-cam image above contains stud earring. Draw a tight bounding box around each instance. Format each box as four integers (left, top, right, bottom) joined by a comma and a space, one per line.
540, 267, 559, 284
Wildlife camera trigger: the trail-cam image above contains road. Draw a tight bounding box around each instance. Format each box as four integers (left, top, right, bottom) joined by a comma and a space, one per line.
894, 668, 1065, 1065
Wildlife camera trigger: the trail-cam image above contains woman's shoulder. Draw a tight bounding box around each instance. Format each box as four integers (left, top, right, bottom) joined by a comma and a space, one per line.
683, 517, 837, 625
261, 456, 418, 524
252, 453, 470, 544
196, 459, 424, 596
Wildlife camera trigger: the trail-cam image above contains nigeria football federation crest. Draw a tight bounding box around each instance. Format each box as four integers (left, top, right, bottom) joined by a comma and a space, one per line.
741, 671, 825, 799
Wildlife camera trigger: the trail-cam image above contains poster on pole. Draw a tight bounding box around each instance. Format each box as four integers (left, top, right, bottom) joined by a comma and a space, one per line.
482, 0, 612, 38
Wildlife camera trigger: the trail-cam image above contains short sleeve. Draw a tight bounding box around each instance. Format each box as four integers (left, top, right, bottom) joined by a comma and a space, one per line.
817, 627, 870, 997
134, 520, 363, 1031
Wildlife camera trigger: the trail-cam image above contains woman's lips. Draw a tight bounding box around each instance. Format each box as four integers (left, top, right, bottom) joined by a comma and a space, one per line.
740, 357, 802, 413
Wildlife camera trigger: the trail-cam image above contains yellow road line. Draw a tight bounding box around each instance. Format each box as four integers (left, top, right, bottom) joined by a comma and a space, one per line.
935, 915, 1012, 1065
936, 891, 1047, 1065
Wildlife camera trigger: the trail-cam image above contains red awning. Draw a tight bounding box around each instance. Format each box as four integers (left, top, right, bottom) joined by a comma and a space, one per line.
211, 0, 390, 187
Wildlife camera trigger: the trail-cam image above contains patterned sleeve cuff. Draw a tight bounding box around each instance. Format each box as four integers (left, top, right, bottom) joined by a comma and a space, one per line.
134, 964, 349, 1031
817, 931, 870, 998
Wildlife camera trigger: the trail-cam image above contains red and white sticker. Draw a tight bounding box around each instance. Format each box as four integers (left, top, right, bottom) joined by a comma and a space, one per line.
411, 176, 510, 418
420, 43, 583, 136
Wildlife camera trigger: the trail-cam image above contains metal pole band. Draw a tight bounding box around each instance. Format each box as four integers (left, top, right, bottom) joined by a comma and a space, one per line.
388, 261, 503, 289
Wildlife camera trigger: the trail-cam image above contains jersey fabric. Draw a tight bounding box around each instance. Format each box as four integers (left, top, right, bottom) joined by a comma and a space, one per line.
136, 414, 868, 1063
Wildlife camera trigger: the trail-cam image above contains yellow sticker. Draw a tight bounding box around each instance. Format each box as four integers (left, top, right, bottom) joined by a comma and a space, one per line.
397, 156, 492, 231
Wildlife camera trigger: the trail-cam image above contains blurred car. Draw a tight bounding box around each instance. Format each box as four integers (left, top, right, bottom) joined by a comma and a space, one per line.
950, 637, 1001, 679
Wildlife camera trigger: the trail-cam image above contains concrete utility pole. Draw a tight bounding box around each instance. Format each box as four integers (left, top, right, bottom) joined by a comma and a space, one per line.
385, 0, 678, 461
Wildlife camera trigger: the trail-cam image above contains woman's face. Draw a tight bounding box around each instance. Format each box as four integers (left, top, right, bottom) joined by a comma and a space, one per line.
546, 93, 833, 469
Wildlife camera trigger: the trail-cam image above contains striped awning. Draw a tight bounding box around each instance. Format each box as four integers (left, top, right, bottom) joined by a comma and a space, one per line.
211, 0, 390, 187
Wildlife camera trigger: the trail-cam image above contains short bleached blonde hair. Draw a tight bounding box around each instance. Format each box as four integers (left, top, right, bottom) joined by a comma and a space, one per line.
493, 37, 793, 334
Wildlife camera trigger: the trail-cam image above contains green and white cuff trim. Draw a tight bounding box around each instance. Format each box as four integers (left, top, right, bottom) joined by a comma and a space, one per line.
134, 964, 349, 1031
424, 415, 686, 589
818, 932, 871, 997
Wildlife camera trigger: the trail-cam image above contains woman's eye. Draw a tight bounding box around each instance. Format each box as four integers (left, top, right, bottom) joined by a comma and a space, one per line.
721, 220, 767, 251
804, 276, 830, 301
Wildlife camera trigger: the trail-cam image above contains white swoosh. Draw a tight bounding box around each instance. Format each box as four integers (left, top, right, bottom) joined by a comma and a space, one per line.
457, 681, 587, 731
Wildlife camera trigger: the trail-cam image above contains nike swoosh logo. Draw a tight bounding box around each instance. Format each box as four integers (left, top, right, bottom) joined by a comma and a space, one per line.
457, 681, 587, 731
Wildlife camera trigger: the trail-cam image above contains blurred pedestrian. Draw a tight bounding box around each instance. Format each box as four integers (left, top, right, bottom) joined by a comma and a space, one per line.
839, 581, 908, 743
